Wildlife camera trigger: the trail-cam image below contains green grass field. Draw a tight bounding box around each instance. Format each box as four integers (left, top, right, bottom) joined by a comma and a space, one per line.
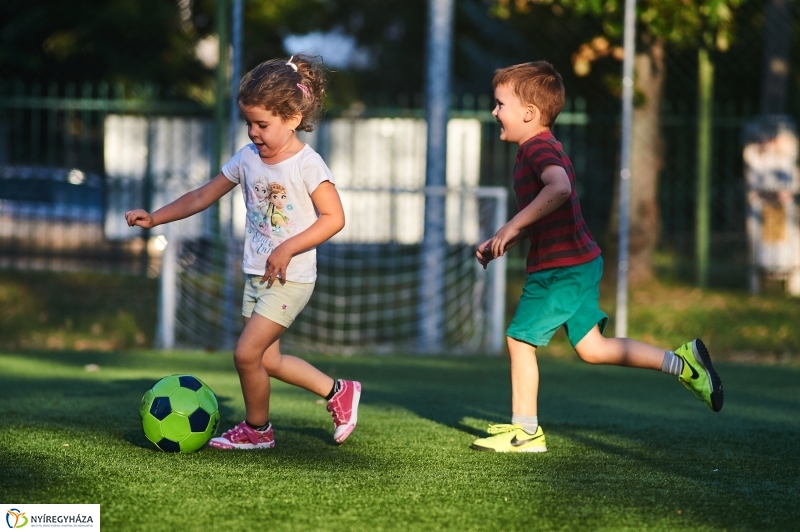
1, 350, 798, 531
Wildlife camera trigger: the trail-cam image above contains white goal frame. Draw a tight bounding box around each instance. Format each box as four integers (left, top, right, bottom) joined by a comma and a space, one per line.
156, 186, 508, 355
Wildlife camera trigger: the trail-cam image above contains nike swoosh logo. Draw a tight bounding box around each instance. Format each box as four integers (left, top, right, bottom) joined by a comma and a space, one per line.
685, 361, 699, 380
510, 433, 541, 447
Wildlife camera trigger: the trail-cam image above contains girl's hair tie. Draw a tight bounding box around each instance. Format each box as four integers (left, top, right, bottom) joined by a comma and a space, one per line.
286, 55, 298, 72
297, 83, 311, 99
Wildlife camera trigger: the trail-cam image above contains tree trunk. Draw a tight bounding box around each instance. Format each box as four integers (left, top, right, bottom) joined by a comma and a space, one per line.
609, 37, 666, 284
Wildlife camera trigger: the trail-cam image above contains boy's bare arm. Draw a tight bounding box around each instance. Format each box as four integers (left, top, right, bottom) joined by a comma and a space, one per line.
489, 164, 571, 258
476, 229, 528, 269
125, 173, 237, 229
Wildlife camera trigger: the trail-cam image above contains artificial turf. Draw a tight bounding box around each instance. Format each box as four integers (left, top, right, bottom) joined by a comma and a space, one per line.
0, 349, 798, 531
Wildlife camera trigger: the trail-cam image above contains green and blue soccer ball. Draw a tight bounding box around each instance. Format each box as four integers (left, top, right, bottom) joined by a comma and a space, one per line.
139, 374, 220, 452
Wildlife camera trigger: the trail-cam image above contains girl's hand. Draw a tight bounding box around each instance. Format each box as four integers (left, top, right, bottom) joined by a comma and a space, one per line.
476, 238, 494, 269
125, 209, 155, 229
262, 244, 293, 286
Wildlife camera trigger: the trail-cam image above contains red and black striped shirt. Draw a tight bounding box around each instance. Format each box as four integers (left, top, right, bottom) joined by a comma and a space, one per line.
514, 130, 601, 272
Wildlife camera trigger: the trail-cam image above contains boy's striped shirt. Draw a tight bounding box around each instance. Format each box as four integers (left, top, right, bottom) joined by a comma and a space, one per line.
514, 130, 601, 272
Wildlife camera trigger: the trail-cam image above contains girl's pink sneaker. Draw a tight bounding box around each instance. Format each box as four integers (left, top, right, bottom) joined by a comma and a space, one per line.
326, 380, 361, 444
208, 421, 275, 450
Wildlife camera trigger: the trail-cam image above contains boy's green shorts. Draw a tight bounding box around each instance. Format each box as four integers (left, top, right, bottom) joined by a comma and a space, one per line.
507, 255, 608, 348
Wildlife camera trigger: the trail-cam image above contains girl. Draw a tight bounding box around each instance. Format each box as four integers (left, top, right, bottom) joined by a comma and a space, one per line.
125, 55, 361, 449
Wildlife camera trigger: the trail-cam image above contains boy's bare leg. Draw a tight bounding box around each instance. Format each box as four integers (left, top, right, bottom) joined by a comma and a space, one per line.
508, 336, 540, 416
575, 325, 724, 412
470, 336, 547, 452
574, 325, 663, 370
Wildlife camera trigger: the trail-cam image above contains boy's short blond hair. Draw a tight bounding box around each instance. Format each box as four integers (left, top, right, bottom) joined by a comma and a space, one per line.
492, 61, 565, 127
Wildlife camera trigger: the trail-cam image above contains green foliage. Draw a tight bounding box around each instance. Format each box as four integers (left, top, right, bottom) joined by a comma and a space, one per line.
3, 269, 799, 357
0, 270, 157, 350
619, 280, 800, 356
493, 0, 745, 50
0, 0, 323, 93
0, 350, 798, 530
0, 0, 207, 86
505, 273, 800, 359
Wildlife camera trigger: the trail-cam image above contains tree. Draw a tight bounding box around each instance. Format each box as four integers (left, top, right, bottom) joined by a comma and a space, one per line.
0, 0, 210, 87
492, 0, 744, 283
0, 0, 326, 99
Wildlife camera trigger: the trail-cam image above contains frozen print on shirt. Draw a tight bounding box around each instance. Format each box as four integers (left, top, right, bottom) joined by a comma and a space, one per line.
244, 176, 275, 256
267, 181, 295, 242
250, 176, 272, 237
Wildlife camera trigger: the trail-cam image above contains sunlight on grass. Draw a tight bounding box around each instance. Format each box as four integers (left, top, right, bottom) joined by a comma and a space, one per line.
1, 350, 798, 531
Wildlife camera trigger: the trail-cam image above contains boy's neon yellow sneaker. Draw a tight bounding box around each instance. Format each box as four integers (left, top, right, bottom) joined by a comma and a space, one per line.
471, 424, 547, 453
674, 339, 724, 412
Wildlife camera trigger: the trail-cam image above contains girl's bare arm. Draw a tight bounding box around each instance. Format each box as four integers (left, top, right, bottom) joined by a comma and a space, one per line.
125, 173, 237, 229
262, 181, 345, 284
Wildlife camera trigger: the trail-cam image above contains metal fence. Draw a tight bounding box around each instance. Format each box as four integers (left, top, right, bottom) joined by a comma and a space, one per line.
322, 96, 782, 288
0, 79, 795, 288
0, 82, 209, 273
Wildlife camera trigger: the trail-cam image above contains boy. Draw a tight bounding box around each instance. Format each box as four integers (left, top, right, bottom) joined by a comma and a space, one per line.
472, 61, 723, 453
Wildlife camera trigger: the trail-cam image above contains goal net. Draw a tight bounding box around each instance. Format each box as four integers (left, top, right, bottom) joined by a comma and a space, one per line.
163, 186, 508, 355
103, 114, 509, 355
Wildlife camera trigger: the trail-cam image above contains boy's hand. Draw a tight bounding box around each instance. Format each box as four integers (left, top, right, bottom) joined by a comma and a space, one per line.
476, 239, 494, 269
262, 244, 293, 287
125, 209, 155, 229
490, 223, 520, 258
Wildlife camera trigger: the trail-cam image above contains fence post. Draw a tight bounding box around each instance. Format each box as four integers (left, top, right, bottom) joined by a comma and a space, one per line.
695, 47, 714, 288
141, 116, 155, 276
489, 188, 508, 354
221, 0, 243, 350
615, 0, 636, 338
419, 0, 454, 353
157, 231, 178, 349
211, 0, 229, 236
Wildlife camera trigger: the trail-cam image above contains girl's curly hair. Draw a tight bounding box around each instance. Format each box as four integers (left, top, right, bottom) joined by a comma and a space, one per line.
237, 54, 327, 132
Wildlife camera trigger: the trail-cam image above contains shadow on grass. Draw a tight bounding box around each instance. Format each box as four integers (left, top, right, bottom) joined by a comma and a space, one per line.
344, 355, 800, 530
0, 363, 241, 452
123, 428, 158, 450
274, 425, 338, 446
3, 351, 799, 531
123, 393, 241, 451
0, 351, 373, 459
344, 356, 800, 456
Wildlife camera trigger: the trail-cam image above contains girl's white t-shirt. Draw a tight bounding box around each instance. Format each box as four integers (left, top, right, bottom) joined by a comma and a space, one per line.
221, 143, 334, 283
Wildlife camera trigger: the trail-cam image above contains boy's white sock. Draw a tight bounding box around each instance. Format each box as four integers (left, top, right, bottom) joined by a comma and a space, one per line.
661, 350, 684, 376
511, 414, 538, 435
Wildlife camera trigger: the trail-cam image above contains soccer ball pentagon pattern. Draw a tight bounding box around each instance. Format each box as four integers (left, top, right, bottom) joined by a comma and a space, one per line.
139, 374, 220, 452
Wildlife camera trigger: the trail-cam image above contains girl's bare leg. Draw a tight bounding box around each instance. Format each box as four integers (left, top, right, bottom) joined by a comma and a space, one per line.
259, 337, 334, 397
234, 314, 334, 426
233, 314, 287, 426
